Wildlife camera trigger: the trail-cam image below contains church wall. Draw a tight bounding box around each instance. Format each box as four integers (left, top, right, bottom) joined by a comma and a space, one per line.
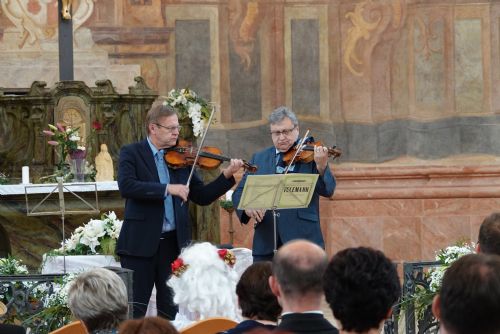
221, 163, 500, 263
1, 0, 500, 263
1, 0, 499, 162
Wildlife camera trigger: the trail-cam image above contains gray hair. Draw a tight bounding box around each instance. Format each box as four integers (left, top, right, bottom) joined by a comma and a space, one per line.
145, 100, 177, 134
68, 268, 129, 332
268, 106, 298, 126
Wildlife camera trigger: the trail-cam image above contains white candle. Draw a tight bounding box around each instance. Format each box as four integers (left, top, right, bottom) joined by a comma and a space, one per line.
22, 166, 30, 184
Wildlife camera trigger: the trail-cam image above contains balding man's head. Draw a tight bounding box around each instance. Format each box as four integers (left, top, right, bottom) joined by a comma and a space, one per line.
272, 240, 327, 298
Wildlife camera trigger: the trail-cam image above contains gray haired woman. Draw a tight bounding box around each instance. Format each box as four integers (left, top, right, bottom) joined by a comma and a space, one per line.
67, 268, 129, 334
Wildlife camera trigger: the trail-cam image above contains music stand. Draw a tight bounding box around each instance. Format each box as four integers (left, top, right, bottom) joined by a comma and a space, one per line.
237, 173, 318, 253
24, 178, 100, 273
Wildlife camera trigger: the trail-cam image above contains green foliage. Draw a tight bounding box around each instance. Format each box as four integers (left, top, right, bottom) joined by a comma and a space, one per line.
0, 257, 75, 333
0, 256, 29, 275
0, 171, 8, 184
399, 241, 475, 321
219, 199, 234, 211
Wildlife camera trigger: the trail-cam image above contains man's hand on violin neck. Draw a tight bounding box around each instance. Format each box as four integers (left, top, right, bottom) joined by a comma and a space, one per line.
313, 145, 329, 175
167, 184, 189, 202
222, 159, 245, 179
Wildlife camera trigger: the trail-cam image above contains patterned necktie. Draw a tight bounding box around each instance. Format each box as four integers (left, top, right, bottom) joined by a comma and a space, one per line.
276, 152, 295, 174
156, 150, 175, 231
276, 152, 286, 174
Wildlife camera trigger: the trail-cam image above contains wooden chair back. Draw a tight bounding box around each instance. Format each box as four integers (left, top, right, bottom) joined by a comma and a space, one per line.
180, 317, 238, 334
49, 321, 87, 334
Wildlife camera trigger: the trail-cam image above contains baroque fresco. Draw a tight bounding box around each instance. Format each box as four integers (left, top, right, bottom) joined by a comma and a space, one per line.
0, 0, 499, 164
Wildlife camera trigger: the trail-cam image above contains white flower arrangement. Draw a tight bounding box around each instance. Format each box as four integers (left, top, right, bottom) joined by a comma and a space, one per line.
0, 256, 79, 333
402, 241, 475, 320
427, 243, 475, 292
163, 88, 212, 137
42, 273, 78, 309
23, 273, 78, 333
0, 257, 29, 275
55, 211, 123, 256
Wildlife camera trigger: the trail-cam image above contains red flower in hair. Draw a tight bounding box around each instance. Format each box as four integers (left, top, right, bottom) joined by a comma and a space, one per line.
218, 249, 236, 267
171, 258, 188, 277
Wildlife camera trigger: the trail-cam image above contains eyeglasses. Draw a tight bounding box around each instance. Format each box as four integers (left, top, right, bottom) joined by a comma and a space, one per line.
270, 126, 296, 137
155, 123, 182, 132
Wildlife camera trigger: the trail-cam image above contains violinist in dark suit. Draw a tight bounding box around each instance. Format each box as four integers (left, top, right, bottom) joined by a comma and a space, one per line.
232, 106, 336, 261
117, 101, 243, 319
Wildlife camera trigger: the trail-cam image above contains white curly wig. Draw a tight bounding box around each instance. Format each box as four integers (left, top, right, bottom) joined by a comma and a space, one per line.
167, 242, 240, 322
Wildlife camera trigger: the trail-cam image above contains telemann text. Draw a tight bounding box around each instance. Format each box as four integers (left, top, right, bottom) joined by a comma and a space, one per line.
283, 186, 310, 193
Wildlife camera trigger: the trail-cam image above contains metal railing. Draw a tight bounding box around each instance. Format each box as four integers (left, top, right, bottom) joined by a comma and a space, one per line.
381, 260, 441, 334
0, 267, 133, 332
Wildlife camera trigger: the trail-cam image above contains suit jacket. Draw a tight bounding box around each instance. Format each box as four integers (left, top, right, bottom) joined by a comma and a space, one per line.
232, 146, 336, 255
221, 320, 275, 334
276, 313, 339, 334
116, 139, 235, 257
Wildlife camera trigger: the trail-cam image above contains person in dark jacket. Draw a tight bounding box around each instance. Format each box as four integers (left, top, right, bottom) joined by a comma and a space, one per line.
117, 101, 243, 318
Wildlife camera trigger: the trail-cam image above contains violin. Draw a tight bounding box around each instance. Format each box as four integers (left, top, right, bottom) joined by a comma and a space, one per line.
165, 139, 257, 172
282, 140, 342, 165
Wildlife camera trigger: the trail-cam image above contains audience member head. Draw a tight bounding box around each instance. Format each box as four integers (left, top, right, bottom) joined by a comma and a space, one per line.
167, 242, 240, 320
432, 253, 500, 334
119, 316, 179, 334
477, 212, 500, 255
67, 267, 128, 332
270, 239, 328, 311
323, 247, 401, 333
236, 261, 282, 322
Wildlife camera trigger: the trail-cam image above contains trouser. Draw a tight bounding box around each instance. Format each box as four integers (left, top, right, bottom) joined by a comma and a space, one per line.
252, 233, 283, 262
120, 231, 179, 319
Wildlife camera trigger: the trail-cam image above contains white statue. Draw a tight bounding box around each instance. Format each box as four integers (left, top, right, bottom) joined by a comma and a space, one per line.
95, 144, 114, 181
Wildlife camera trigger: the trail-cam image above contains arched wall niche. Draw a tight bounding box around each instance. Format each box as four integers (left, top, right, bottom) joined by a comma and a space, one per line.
54, 96, 90, 144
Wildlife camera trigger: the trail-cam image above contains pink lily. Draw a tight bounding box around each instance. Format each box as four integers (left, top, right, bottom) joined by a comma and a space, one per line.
43, 130, 55, 136
56, 123, 66, 132
47, 140, 59, 146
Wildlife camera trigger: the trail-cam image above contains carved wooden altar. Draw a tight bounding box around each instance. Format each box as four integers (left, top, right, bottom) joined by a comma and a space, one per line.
0, 77, 157, 181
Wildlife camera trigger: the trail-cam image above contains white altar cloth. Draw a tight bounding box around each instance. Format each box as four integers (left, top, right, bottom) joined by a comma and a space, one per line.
0, 181, 119, 196
41, 254, 120, 274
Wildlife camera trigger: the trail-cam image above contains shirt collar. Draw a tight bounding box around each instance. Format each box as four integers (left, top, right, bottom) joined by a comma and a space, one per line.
281, 310, 324, 316
147, 137, 162, 156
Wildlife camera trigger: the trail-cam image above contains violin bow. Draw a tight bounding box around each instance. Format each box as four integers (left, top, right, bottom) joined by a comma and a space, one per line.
284, 129, 310, 174
185, 103, 217, 186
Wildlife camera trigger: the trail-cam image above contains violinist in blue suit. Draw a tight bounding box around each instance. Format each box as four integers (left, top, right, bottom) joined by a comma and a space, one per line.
232, 106, 336, 262
117, 102, 244, 319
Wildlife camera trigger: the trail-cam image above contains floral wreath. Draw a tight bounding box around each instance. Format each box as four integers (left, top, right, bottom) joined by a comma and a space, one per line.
171, 248, 236, 277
